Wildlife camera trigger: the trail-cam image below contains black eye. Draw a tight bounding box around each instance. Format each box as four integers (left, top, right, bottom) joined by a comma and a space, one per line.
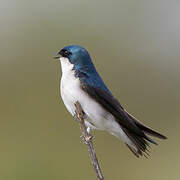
64, 50, 70, 56
60, 49, 72, 58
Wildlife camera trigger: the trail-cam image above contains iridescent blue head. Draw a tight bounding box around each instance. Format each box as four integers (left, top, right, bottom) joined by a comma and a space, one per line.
55, 45, 111, 94
55, 45, 94, 70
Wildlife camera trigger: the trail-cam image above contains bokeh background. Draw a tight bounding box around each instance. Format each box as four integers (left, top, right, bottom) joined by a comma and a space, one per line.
0, 0, 179, 179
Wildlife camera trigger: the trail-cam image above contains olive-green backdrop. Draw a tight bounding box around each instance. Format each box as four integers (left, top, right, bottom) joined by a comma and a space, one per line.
0, 0, 179, 179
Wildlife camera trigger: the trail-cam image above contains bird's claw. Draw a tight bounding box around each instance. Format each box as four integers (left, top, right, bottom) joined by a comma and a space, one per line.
80, 134, 93, 144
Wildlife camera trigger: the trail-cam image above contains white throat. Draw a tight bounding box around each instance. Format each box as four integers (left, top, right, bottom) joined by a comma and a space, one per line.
59, 57, 74, 76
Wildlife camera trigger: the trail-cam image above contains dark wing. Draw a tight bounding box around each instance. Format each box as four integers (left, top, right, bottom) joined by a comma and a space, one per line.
81, 84, 144, 136
81, 84, 167, 157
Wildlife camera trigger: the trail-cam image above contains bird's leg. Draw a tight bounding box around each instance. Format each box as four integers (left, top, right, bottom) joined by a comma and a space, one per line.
74, 103, 93, 144
87, 127, 91, 134
80, 126, 93, 145
74, 119, 93, 143
86, 126, 93, 140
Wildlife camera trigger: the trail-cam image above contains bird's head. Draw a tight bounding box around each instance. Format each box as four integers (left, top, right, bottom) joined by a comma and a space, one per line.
55, 45, 94, 70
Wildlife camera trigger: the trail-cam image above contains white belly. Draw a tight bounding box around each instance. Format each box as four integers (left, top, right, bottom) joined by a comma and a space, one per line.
59, 57, 134, 147
60, 69, 116, 131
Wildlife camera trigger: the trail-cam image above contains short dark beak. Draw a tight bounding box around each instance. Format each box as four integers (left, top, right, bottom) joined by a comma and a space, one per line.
53, 52, 61, 59
53, 56, 60, 59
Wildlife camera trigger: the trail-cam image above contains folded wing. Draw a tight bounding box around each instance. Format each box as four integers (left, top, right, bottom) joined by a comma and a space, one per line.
81, 84, 167, 157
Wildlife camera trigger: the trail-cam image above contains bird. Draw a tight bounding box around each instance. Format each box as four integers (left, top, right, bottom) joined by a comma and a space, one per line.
54, 45, 167, 157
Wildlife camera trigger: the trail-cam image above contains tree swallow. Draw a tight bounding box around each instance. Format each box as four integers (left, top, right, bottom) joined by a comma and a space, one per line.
54, 45, 167, 157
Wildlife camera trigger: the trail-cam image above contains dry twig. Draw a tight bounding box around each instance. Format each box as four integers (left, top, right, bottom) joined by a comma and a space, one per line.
74, 101, 104, 180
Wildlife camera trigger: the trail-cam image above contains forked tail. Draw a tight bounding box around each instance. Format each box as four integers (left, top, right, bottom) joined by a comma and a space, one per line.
124, 111, 167, 157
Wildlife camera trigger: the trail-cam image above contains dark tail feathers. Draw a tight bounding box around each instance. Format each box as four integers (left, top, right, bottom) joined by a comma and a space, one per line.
124, 110, 167, 157
126, 111, 167, 140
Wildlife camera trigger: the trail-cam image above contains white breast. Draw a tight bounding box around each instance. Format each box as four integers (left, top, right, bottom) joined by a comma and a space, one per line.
60, 57, 112, 128
59, 57, 135, 149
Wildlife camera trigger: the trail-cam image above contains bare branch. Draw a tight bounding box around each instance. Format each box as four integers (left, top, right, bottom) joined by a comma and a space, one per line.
74, 101, 104, 180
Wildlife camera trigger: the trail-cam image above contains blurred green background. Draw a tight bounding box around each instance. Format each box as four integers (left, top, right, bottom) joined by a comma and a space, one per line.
0, 0, 179, 179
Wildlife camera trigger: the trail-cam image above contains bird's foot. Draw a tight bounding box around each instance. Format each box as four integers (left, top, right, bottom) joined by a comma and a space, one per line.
80, 133, 93, 144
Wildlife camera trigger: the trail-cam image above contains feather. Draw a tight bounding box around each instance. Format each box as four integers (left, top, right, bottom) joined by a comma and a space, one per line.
81, 83, 167, 157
